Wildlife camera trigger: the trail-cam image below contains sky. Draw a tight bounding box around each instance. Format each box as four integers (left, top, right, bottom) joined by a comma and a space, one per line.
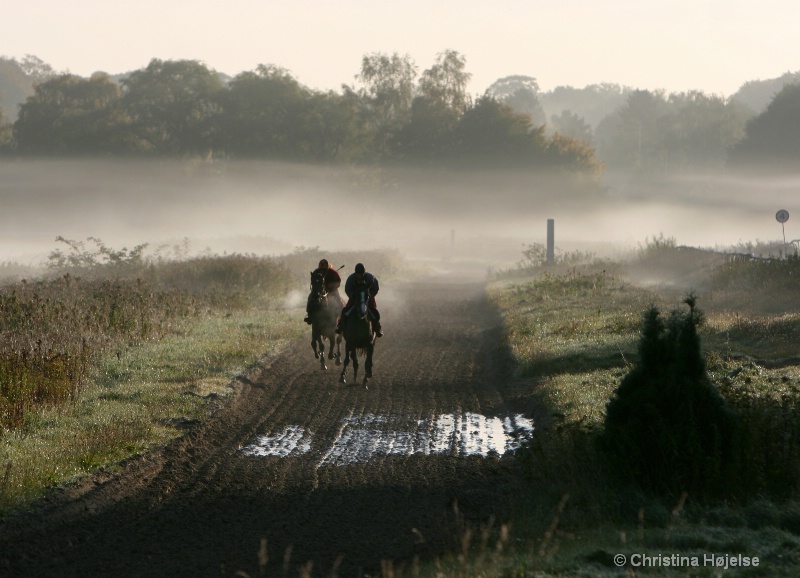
4, 0, 800, 97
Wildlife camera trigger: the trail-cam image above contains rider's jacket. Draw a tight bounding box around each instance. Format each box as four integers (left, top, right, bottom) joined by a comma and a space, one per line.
344, 273, 380, 308
313, 267, 342, 294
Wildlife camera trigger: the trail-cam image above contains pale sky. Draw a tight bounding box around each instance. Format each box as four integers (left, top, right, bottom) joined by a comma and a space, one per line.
4, 0, 800, 97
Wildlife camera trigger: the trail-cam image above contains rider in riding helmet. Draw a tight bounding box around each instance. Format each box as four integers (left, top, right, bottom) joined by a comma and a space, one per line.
304, 258, 343, 324
335, 262, 383, 337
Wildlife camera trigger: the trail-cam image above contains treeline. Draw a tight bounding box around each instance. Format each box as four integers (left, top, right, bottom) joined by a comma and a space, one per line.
0, 52, 601, 181
0, 51, 798, 176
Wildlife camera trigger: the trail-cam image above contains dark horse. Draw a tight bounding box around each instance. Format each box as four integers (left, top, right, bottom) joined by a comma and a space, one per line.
338, 288, 376, 387
309, 270, 341, 370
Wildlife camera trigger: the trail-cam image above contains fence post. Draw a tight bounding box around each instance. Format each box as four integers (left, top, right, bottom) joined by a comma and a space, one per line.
547, 219, 554, 265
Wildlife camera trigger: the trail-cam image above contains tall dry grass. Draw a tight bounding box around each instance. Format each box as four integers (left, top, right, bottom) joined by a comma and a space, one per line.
0, 240, 294, 432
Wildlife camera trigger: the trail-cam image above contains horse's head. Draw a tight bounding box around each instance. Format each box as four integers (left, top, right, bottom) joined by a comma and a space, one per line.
310, 271, 327, 303
357, 290, 368, 319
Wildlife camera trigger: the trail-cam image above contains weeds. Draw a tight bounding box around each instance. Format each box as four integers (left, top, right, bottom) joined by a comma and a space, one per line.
486, 248, 800, 575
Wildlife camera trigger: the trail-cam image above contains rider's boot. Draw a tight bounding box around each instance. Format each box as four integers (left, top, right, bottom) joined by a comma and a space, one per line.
334, 320, 343, 334
374, 320, 384, 338
304, 313, 312, 325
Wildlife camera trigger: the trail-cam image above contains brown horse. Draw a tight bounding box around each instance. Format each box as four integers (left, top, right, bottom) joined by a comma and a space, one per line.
308, 270, 341, 370
338, 288, 376, 387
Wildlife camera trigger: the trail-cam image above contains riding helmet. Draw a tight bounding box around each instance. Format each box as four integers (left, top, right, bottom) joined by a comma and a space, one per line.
318, 259, 329, 269
355, 263, 365, 274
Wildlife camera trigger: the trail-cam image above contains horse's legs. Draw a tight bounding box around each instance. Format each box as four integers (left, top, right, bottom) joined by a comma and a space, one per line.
311, 330, 321, 359
352, 350, 359, 383
339, 345, 351, 383
318, 336, 327, 370
326, 332, 336, 359
365, 343, 373, 379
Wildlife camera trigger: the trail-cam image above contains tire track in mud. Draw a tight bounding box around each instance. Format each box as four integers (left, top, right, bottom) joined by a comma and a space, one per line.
0, 276, 534, 578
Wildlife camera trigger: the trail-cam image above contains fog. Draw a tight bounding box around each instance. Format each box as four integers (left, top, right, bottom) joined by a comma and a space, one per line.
1, 159, 797, 269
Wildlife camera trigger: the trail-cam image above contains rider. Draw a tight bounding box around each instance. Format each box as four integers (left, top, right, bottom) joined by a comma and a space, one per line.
304, 258, 343, 324
335, 262, 383, 337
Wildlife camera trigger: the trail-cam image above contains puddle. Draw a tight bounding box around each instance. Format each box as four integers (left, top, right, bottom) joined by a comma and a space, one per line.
239, 425, 313, 457
240, 412, 534, 464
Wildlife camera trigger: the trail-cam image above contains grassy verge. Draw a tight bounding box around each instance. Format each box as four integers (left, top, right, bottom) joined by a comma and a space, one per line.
0, 306, 302, 511
434, 252, 800, 577
0, 241, 407, 513
220, 246, 800, 577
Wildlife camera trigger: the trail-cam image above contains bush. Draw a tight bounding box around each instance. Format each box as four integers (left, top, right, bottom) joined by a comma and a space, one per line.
598, 294, 740, 499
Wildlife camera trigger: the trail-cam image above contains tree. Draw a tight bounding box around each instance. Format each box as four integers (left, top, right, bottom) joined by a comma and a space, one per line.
594, 89, 671, 173
121, 59, 224, 155
300, 90, 370, 162
540, 83, 631, 130
550, 110, 594, 144
219, 64, 311, 158
728, 83, 800, 172
546, 132, 604, 181
599, 297, 740, 498
453, 94, 544, 165
486, 75, 546, 126
595, 88, 750, 174
0, 106, 11, 151
14, 72, 128, 154
392, 95, 458, 162
731, 71, 800, 114
17, 54, 56, 82
418, 50, 472, 117
389, 50, 472, 161
0, 57, 35, 122
354, 52, 417, 155
662, 91, 749, 170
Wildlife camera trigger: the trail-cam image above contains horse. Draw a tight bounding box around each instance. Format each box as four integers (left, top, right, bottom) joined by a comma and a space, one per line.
308, 270, 341, 370
338, 288, 377, 387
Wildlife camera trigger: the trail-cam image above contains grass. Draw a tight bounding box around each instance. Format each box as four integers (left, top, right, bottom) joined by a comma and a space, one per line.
0, 240, 405, 512
6, 236, 800, 575
0, 305, 303, 510
449, 247, 800, 577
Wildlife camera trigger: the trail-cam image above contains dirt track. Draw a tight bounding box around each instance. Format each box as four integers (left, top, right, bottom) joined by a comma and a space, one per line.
0, 275, 537, 578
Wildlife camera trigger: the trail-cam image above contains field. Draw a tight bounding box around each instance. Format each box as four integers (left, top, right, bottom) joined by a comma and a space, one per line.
1, 238, 800, 576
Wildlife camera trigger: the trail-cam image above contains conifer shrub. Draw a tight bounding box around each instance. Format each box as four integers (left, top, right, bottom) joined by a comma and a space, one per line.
598, 295, 740, 499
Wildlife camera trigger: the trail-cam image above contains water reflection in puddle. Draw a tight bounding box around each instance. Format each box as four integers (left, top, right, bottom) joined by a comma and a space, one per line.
240, 412, 534, 464
239, 425, 312, 457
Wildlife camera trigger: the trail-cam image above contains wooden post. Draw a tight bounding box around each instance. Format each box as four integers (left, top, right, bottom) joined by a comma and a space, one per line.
547, 219, 554, 265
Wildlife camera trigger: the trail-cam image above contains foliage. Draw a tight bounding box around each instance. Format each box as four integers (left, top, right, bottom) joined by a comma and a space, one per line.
728, 83, 800, 172
7, 52, 796, 182
0, 57, 36, 122
481, 257, 800, 576
47, 236, 148, 271
595, 88, 750, 174
730, 71, 800, 114
0, 273, 198, 431
550, 110, 594, 144
218, 64, 314, 159
452, 95, 545, 166
539, 83, 632, 131
485, 75, 546, 126
417, 49, 472, 117
599, 296, 741, 498
391, 94, 459, 161
354, 52, 417, 157
0, 238, 293, 432
14, 73, 130, 155
121, 59, 225, 155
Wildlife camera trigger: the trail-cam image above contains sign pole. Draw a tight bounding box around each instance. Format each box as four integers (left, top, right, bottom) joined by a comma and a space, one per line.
776, 209, 790, 254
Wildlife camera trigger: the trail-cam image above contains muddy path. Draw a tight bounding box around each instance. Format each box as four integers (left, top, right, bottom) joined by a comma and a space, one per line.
0, 276, 538, 578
